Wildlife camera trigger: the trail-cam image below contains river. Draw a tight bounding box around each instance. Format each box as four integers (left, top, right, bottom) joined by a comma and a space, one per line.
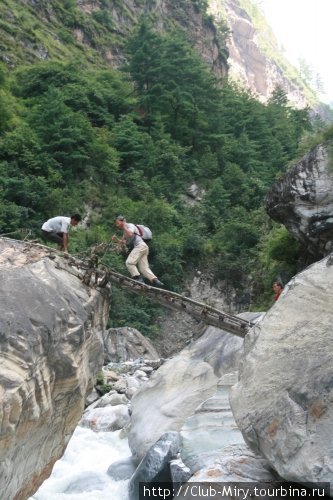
30, 426, 131, 500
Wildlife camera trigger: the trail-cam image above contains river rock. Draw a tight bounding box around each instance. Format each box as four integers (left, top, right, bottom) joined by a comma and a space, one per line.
128, 325, 244, 462
180, 372, 244, 473
80, 404, 130, 432
174, 444, 279, 500
170, 458, 192, 485
102, 327, 159, 363
230, 254, 333, 485
0, 239, 111, 499
129, 431, 181, 500
113, 378, 128, 393
85, 388, 101, 407
93, 391, 129, 408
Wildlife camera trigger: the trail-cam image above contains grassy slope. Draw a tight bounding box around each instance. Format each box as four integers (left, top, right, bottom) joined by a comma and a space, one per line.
0, 0, 123, 68
0, 0, 320, 109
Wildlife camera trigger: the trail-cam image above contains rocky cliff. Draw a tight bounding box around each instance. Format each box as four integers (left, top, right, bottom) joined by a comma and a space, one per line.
230, 254, 333, 485
0, 239, 111, 500
124, 313, 279, 500
75, 0, 229, 75
128, 319, 252, 462
1, 0, 323, 115
0, 0, 228, 78
266, 142, 333, 260
208, 0, 315, 109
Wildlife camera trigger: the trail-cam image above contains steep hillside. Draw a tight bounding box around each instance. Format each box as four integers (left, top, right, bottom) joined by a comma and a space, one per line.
0, 0, 327, 345
208, 0, 327, 113
1, 0, 328, 118
0, 0, 228, 75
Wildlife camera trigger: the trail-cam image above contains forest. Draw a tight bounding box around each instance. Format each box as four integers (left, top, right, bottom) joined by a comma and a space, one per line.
0, 18, 331, 337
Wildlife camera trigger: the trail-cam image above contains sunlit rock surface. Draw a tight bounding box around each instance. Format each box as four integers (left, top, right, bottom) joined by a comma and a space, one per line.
128, 325, 245, 463
230, 254, 333, 484
0, 239, 111, 499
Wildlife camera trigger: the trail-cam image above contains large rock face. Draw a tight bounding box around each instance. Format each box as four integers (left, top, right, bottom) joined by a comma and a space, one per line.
1, 0, 228, 79
155, 271, 252, 357
266, 143, 333, 259
0, 239, 111, 499
128, 325, 244, 463
230, 254, 333, 484
208, 0, 316, 110
78, 0, 228, 76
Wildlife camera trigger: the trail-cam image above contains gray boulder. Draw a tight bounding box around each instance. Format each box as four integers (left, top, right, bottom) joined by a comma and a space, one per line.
184, 443, 278, 482
0, 239, 111, 499
102, 327, 159, 363
174, 444, 280, 500
230, 254, 333, 484
95, 392, 129, 408
266, 142, 333, 258
80, 405, 130, 431
169, 458, 192, 486
128, 325, 244, 462
129, 431, 181, 500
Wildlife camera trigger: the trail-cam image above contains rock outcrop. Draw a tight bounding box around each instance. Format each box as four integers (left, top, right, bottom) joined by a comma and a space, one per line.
78, 0, 228, 76
102, 327, 159, 363
180, 372, 245, 473
230, 254, 333, 484
126, 312, 277, 494
1, 0, 228, 79
127, 324, 245, 463
266, 143, 333, 259
129, 431, 181, 500
154, 272, 252, 357
208, 0, 315, 109
0, 239, 111, 499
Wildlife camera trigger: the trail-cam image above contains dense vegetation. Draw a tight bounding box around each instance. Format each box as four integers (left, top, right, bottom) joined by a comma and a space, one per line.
0, 19, 328, 337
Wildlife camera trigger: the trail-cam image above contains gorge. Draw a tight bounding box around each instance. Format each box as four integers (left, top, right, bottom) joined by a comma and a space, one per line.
0, 0, 332, 498
2, 138, 333, 496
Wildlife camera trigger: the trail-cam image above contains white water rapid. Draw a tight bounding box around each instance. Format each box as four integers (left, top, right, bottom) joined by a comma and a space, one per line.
30, 426, 131, 500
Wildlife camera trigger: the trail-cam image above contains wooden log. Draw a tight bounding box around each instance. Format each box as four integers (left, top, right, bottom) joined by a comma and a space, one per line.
1, 238, 253, 338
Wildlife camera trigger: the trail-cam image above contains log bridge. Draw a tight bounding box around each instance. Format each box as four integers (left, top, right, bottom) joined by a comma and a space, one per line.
106, 269, 253, 338
1, 238, 255, 338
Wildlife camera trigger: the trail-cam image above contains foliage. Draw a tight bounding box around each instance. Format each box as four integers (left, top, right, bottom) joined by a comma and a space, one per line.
252, 224, 306, 310
95, 373, 112, 395
0, 20, 328, 340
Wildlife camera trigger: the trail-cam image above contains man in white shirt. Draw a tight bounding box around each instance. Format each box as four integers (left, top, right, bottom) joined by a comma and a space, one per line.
112, 215, 164, 287
41, 214, 81, 253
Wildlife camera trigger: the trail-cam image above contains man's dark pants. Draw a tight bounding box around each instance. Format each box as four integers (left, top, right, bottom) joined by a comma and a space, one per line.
41, 230, 64, 245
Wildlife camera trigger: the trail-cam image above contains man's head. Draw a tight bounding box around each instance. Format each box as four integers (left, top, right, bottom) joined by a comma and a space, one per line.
272, 281, 283, 292
70, 213, 82, 226
115, 215, 126, 229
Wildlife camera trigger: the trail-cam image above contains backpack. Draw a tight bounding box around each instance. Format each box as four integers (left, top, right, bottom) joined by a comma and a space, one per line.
135, 224, 152, 243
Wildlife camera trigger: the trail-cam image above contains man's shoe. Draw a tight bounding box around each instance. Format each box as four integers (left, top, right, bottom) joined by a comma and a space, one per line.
134, 275, 144, 283
152, 278, 164, 287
